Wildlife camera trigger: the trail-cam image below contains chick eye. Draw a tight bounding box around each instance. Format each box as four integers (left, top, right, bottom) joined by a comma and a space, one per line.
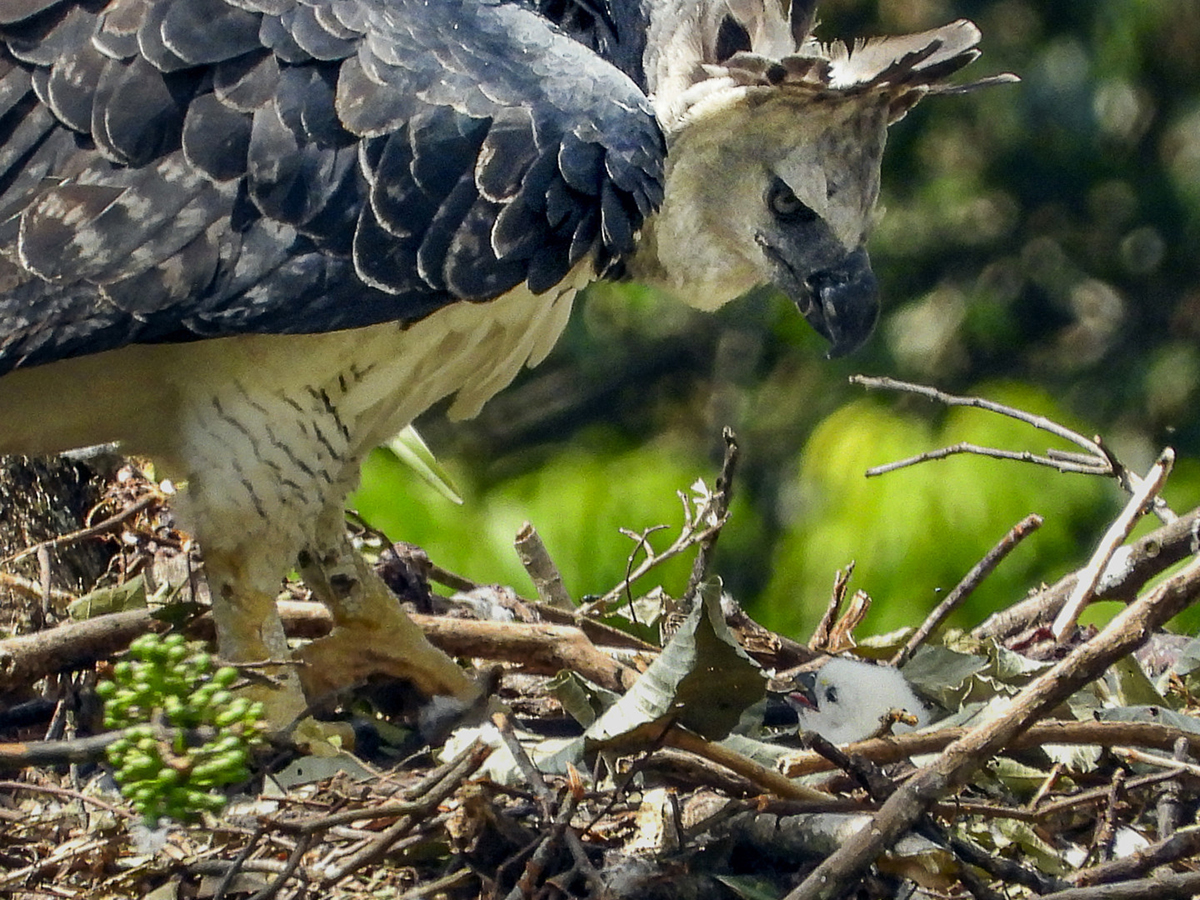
823, 685, 838, 705
768, 179, 818, 224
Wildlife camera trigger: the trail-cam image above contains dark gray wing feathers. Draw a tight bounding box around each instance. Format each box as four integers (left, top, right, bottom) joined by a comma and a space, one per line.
0, 0, 664, 372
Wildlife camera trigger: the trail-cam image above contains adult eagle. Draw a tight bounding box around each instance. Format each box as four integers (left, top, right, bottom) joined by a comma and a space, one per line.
0, 0, 1009, 727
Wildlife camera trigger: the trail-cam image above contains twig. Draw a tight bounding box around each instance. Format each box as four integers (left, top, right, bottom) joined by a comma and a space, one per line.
513, 522, 573, 611
1154, 737, 1189, 839
1035, 870, 1200, 900
782, 550, 1200, 900
0, 570, 75, 603
851, 375, 1176, 522
492, 710, 555, 821
0, 778, 136, 818
1028, 770, 1181, 824
1090, 769, 1127, 864
945, 830, 1067, 895
212, 823, 267, 900
852, 374, 1105, 455
684, 428, 739, 602
270, 800, 434, 835
394, 868, 476, 900
809, 564, 854, 652
319, 739, 490, 885
865, 441, 1109, 477
581, 506, 726, 616
0, 602, 642, 697
1028, 763, 1067, 810
955, 859, 1012, 900
1071, 825, 1200, 887
615, 524, 670, 620
0, 837, 110, 889
973, 504, 1200, 641
1, 493, 159, 566
248, 832, 314, 900
802, 732, 895, 801
778, 722, 1200, 785
491, 712, 602, 897
1110, 745, 1200, 778
1052, 449, 1173, 641
426, 562, 480, 594
0, 608, 165, 694
892, 514, 1042, 667
664, 726, 829, 803
824, 589, 871, 654
36, 545, 51, 627
0, 732, 123, 770
1098, 435, 1178, 525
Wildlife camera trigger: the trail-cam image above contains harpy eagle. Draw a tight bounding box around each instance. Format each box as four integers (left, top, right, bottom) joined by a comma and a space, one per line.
0, 0, 1010, 727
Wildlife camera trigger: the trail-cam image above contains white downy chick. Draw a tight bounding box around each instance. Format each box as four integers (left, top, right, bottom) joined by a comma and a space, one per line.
788, 657, 931, 744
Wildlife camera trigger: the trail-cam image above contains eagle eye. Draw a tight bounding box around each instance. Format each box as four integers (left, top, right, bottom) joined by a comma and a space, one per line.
716, 15, 752, 62
768, 178, 818, 224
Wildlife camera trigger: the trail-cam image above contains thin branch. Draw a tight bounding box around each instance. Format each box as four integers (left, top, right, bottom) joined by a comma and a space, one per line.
513, 521, 573, 611
778, 722, 1200, 784
973, 504, 1200, 641
809, 563, 854, 652
492, 710, 555, 821
1034, 870, 1200, 900
851, 375, 1176, 522
1110, 745, 1200, 779
1099, 435, 1178, 524
892, 514, 1043, 667
319, 740, 489, 886
0, 778, 135, 818
581, 505, 725, 615
865, 442, 1109, 477
0, 569, 75, 603
684, 427, 740, 601
1154, 737, 1189, 840
1071, 825, 1200, 888
1052, 449, 1173, 641
823, 589, 871, 654
851, 375, 1105, 455
212, 824, 268, 900
945, 830, 1067, 895
425, 562, 480, 595
1, 493, 158, 567
0, 731, 122, 770
664, 726, 830, 803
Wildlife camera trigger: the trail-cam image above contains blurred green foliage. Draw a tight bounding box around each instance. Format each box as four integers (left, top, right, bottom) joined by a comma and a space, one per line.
355, 434, 766, 603
355, 2, 1200, 641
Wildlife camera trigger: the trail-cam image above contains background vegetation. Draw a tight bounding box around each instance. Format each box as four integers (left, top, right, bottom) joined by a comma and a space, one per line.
355, 0, 1200, 641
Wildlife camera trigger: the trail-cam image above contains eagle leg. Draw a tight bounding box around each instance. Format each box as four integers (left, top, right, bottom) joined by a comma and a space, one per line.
203, 547, 311, 730
294, 524, 479, 708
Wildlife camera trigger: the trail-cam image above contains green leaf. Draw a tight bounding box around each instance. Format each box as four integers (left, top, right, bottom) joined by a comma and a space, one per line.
68, 575, 148, 619
546, 670, 621, 728
384, 425, 463, 505
584, 579, 766, 748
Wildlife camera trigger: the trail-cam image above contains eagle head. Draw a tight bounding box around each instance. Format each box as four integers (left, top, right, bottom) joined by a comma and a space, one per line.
632, 0, 1015, 357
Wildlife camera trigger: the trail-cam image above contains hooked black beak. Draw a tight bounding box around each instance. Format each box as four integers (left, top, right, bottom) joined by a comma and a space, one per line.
796, 247, 880, 358
758, 233, 881, 358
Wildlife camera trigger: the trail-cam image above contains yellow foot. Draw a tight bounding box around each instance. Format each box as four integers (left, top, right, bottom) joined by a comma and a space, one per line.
238, 669, 310, 734
295, 615, 479, 707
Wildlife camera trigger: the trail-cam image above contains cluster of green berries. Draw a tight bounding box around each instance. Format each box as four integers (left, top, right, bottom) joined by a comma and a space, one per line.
96, 632, 265, 823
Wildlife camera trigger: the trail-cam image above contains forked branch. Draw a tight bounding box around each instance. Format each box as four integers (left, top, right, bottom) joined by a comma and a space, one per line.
850, 375, 1175, 523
